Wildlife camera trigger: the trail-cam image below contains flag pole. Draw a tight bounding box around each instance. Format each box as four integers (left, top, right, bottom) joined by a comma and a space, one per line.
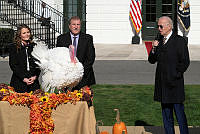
183, 31, 188, 45
131, 30, 140, 44
129, 0, 142, 45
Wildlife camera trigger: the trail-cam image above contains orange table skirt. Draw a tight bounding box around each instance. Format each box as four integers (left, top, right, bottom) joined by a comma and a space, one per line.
0, 101, 96, 134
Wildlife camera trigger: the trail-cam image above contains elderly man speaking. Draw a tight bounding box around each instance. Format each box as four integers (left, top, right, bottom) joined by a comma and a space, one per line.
148, 16, 190, 134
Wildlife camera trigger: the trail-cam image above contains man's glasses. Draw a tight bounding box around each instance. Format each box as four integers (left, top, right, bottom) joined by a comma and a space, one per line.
157, 23, 169, 29
157, 25, 164, 29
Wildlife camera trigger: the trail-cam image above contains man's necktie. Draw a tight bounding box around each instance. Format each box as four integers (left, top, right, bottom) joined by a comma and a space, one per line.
73, 37, 77, 56
163, 37, 167, 45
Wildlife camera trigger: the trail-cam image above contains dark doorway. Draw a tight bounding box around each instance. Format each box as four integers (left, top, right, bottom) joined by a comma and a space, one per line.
142, 0, 177, 40
63, 0, 86, 33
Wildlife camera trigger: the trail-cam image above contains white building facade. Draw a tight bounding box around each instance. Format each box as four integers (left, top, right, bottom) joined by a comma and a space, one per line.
47, 0, 200, 45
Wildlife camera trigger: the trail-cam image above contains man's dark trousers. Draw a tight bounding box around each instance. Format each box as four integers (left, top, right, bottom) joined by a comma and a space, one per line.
161, 103, 189, 134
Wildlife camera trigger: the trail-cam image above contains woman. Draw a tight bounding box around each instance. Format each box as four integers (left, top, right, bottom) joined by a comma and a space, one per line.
9, 24, 40, 93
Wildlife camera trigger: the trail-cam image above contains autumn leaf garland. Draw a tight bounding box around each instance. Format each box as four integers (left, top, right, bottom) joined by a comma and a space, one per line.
0, 84, 93, 134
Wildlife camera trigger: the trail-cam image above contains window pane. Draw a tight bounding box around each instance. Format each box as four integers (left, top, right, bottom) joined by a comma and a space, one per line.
162, 0, 172, 4
162, 5, 172, 13
151, 5, 156, 13
68, 0, 77, 5
146, 0, 156, 4
146, 14, 156, 22
146, 5, 150, 13
146, 5, 156, 14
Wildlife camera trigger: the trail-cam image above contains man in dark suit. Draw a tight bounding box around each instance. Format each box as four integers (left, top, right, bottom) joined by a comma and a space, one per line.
148, 16, 190, 134
56, 16, 96, 91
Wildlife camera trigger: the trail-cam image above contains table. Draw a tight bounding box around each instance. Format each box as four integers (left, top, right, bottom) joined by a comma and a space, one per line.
0, 101, 96, 134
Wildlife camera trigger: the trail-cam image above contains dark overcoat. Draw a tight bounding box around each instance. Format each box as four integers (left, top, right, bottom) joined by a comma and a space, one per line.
9, 43, 40, 93
56, 32, 96, 90
148, 33, 190, 103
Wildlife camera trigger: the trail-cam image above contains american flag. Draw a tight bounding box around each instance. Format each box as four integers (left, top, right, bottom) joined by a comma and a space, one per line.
129, 0, 142, 33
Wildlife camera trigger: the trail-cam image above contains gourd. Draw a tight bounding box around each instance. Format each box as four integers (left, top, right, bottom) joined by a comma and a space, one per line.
96, 120, 110, 134
112, 109, 127, 134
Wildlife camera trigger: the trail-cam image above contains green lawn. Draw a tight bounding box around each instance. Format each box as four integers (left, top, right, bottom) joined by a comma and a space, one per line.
92, 84, 200, 126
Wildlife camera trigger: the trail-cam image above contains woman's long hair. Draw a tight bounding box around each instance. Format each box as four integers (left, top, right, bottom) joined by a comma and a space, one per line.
14, 24, 33, 50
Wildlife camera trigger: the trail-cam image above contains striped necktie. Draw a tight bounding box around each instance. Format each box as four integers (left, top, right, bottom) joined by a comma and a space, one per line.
163, 37, 167, 45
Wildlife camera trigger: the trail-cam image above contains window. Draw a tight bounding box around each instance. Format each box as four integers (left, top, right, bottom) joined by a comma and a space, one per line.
63, 0, 86, 33
146, 0, 156, 22
162, 0, 173, 18
68, 0, 78, 17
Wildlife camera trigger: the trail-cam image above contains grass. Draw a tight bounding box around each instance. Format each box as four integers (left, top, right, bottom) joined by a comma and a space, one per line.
92, 84, 200, 126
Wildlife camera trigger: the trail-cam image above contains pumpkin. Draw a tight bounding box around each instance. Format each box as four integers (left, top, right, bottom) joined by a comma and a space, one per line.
100, 131, 109, 134
112, 109, 127, 134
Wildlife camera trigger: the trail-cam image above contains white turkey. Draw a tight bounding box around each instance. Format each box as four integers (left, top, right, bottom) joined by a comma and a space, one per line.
31, 41, 84, 93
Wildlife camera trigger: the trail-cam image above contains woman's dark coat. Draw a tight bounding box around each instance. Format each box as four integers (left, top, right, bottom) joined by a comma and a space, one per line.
9, 43, 40, 93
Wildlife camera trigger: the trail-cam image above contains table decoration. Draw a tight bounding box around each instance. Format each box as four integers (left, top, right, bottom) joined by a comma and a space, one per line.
0, 83, 93, 134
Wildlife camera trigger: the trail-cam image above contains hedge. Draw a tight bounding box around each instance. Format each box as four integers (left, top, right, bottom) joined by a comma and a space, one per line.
0, 28, 14, 57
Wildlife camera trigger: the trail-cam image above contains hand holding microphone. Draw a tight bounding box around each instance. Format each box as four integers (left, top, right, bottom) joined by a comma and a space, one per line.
151, 32, 162, 53
153, 40, 159, 48
152, 32, 163, 49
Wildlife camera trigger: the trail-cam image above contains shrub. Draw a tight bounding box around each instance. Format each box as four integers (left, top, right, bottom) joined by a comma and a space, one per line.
0, 28, 14, 57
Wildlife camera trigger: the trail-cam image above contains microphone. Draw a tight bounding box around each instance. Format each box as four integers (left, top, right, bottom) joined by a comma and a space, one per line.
151, 32, 163, 49
155, 32, 163, 42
